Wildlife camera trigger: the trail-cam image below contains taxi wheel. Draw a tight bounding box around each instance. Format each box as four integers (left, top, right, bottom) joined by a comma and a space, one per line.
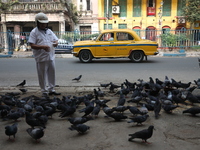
79, 50, 93, 63
129, 51, 144, 62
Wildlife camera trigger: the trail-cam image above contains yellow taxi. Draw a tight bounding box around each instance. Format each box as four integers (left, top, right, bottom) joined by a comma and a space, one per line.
72, 29, 158, 63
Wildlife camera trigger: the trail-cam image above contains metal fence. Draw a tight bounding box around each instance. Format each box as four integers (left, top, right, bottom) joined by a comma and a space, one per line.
1, 29, 200, 53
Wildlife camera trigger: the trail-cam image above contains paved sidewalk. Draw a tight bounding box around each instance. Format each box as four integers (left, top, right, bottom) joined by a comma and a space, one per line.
0, 51, 74, 58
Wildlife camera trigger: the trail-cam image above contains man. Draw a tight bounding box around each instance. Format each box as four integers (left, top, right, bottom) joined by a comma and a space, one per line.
28, 12, 60, 96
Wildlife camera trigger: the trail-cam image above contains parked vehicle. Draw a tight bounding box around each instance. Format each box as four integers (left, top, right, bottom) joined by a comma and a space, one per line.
72, 29, 158, 63
55, 39, 73, 54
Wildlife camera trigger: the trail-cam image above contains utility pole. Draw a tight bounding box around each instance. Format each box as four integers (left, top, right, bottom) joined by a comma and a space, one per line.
106, 0, 109, 29
158, 1, 164, 33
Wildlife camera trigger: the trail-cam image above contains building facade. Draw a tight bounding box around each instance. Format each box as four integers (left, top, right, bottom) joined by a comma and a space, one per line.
0, 0, 74, 33
72, 0, 99, 33
98, 0, 189, 32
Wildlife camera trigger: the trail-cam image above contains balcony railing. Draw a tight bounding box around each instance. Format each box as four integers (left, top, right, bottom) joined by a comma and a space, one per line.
10, 2, 66, 12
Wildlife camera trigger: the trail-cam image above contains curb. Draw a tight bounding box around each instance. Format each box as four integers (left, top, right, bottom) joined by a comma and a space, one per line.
0, 52, 200, 58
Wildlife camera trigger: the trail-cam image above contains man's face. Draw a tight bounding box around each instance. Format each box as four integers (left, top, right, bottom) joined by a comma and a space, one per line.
38, 23, 47, 30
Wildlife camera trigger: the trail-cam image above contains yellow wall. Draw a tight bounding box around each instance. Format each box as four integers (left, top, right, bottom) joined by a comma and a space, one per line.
98, 0, 190, 31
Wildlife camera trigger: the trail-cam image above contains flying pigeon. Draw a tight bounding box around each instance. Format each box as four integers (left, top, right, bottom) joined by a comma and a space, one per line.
26, 127, 44, 142
16, 80, 26, 87
128, 125, 154, 144
5, 123, 18, 141
72, 75, 82, 82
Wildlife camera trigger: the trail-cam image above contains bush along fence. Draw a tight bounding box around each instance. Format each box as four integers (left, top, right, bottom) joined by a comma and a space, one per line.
1, 29, 200, 54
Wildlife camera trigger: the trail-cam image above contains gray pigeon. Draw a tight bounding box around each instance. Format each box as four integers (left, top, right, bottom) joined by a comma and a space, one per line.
69, 124, 90, 134
26, 127, 44, 142
72, 75, 82, 82
16, 80, 26, 87
5, 123, 18, 141
183, 107, 200, 116
127, 114, 149, 125
128, 125, 154, 144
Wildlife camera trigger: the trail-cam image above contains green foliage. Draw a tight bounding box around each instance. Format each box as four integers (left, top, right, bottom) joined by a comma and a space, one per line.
161, 32, 189, 50
182, 0, 200, 24
61, 32, 100, 42
0, 0, 19, 12
60, 0, 80, 25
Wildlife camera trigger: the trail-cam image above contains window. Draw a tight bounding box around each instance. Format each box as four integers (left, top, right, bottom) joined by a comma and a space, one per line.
163, 0, 171, 16
133, 0, 141, 17
118, 24, 127, 29
86, 0, 90, 10
147, 0, 156, 16
133, 26, 141, 36
99, 33, 114, 41
117, 32, 134, 41
104, 24, 112, 30
119, 0, 127, 17
104, 0, 112, 18
80, 26, 91, 34
177, 0, 186, 16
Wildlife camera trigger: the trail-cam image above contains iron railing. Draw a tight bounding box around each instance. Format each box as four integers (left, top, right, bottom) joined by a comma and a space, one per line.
1, 29, 200, 53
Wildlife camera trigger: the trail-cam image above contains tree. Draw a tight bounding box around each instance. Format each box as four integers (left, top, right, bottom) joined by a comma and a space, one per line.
182, 0, 200, 25
60, 0, 80, 25
0, 0, 19, 12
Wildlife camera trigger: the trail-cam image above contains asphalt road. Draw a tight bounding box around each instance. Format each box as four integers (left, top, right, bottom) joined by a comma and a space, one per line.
0, 56, 199, 87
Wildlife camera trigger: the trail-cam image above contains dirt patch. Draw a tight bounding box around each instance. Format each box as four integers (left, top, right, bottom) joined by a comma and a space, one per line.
0, 86, 200, 150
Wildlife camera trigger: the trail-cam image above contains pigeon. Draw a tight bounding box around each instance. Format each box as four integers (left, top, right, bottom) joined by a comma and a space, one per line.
182, 107, 200, 116
107, 112, 128, 121
72, 75, 82, 82
16, 80, 26, 87
91, 104, 101, 117
5, 123, 18, 141
25, 111, 46, 128
102, 104, 114, 116
117, 90, 126, 106
26, 127, 44, 142
19, 88, 27, 94
127, 114, 149, 125
68, 116, 93, 125
154, 99, 161, 119
128, 125, 154, 144
162, 104, 179, 113
112, 106, 128, 113
69, 124, 90, 134
79, 100, 94, 117
7, 111, 21, 121
127, 106, 144, 116
100, 83, 110, 88
194, 79, 200, 89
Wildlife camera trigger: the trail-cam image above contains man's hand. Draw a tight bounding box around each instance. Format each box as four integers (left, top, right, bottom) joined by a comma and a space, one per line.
43, 45, 50, 52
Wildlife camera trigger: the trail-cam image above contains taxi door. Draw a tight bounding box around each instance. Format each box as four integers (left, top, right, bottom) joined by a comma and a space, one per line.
115, 32, 134, 55
95, 33, 116, 56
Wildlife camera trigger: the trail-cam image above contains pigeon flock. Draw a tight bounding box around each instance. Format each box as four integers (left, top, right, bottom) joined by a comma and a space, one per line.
1, 75, 200, 145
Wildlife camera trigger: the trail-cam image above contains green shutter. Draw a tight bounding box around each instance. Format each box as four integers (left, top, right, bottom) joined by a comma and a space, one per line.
177, 0, 186, 16
119, 0, 127, 17
133, 29, 141, 36
163, 0, 171, 16
104, 0, 112, 18
133, 0, 141, 17
104, 24, 113, 29
118, 24, 127, 29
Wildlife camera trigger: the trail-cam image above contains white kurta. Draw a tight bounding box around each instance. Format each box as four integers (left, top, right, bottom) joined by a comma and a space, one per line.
28, 27, 58, 93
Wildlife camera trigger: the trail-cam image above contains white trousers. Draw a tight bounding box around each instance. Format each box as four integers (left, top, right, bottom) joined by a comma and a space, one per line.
36, 60, 56, 93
